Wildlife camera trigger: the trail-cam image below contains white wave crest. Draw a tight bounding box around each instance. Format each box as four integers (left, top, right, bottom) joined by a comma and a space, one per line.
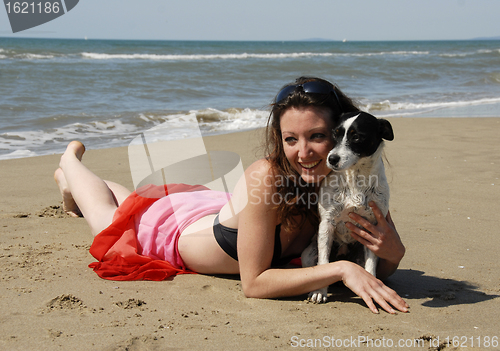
80, 50, 430, 61
348, 50, 429, 57
1, 149, 38, 159
0, 119, 139, 159
18, 53, 55, 59
81, 52, 334, 61
438, 48, 500, 58
197, 107, 269, 132
365, 97, 500, 116
139, 108, 269, 139
2, 49, 433, 62
6, 47, 498, 62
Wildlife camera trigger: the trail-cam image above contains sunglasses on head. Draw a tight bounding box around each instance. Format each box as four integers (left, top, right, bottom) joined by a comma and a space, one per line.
275, 80, 341, 106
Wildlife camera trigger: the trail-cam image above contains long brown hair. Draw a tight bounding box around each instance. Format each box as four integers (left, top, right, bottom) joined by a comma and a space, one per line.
264, 77, 359, 231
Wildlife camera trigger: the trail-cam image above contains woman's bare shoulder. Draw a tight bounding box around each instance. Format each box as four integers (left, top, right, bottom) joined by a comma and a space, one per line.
221, 158, 278, 227
246, 158, 273, 174
244, 159, 277, 186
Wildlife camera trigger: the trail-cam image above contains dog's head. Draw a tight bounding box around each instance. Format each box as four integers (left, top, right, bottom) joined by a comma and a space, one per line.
327, 111, 394, 171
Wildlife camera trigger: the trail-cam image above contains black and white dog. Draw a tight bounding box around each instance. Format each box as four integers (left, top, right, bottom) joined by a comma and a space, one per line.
302, 111, 394, 303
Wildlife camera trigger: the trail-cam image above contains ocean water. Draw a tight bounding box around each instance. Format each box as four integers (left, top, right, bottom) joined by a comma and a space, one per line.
1, 38, 499, 160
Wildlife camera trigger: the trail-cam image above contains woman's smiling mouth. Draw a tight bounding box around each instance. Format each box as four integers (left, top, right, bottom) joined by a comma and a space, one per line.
299, 160, 320, 169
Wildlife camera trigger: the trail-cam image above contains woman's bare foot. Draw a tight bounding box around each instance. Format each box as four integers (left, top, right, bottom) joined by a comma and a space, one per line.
54, 141, 86, 217
54, 168, 82, 217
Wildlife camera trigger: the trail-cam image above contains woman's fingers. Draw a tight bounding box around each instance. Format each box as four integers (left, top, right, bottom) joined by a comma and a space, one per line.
349, 229, 373, 247
379, 286, 409, 313
373, 296, 395, 314
348, 212, 377, 234
348, 202, 390, 237
386, 210, 395, 228
346, 221, 377, 245
342, 262, 408, 314
366, 280, 407, 314
359, 292, 380, 314
346, 222, 381, 256
347, 206, 405, 264
369, 201, 386, 225
366, 286, 408, 314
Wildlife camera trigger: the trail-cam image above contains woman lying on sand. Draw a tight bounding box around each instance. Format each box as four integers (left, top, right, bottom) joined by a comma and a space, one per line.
54, 77, 408, 314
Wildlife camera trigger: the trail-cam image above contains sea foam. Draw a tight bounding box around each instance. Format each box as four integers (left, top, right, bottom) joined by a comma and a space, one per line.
0, 108, 269, 160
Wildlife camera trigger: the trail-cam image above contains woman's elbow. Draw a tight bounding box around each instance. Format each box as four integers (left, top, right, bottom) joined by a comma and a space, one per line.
241, 282, 260, 299
241, 280, 268, 299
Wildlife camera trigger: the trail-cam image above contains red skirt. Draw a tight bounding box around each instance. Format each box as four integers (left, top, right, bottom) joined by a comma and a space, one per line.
88, 183, 208, 281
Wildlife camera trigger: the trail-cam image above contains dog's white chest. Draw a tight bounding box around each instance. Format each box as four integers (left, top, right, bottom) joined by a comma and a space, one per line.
318, 170, 388, 244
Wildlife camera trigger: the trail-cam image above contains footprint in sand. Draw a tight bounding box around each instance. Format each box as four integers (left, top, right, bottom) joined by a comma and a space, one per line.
45, 294, 87, 311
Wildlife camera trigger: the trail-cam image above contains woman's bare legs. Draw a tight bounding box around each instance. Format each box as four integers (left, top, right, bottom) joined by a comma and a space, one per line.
54, 141, 132, 236
102, 180, 132, 207
55, 170, 131, 218
54, 167, 82, 218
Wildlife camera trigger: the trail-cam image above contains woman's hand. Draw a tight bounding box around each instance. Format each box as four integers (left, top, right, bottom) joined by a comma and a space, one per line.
340, 260, 409, 314
346, 202, 405, 266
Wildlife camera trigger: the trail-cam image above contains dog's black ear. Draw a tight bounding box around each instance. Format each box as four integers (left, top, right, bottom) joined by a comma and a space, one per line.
378, 119, 394, 141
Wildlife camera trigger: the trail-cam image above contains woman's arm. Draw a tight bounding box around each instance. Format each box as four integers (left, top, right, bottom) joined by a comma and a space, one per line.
235, 160, 408, 314
242, 258, 407, 314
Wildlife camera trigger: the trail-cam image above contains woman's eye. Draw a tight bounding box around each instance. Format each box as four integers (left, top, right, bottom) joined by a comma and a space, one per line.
311, 133, 325, 140
284, 137, 296, 143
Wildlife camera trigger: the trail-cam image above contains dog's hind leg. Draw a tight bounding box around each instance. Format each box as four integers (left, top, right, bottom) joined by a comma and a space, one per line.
363, 246, 379, 277
301, 235, 318, 269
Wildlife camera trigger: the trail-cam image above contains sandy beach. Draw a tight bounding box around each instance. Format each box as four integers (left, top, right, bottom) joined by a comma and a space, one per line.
0, 117, 499, 351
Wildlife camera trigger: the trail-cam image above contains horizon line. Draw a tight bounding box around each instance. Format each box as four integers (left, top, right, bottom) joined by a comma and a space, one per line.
1, 36, 500, 42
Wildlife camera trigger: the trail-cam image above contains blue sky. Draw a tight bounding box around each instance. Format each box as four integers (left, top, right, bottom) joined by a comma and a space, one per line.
1, 0, 499, 41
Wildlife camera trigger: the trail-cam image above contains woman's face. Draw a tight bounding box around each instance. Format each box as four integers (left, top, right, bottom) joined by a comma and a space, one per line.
280, 106, 334, 184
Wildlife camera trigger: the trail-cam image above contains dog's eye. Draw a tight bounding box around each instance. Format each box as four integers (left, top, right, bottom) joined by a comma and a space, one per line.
350, 133, 363, 143
351, 134, 365, 143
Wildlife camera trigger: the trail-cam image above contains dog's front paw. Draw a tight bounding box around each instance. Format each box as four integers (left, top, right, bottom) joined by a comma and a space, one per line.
307, 288, 328, 303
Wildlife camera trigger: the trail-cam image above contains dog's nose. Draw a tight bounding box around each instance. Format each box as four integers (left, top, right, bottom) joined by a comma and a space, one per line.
328, 155, 340, 167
